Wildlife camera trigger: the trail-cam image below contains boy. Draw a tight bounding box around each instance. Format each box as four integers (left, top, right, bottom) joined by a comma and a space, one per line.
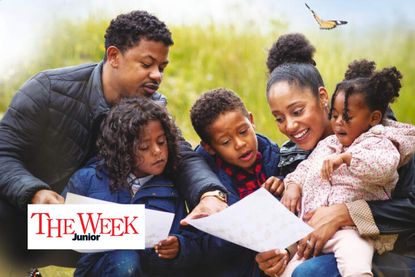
190, 88, 287, 276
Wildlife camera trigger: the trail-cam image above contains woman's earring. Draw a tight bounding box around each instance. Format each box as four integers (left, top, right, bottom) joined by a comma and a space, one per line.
324, 102, 329, 113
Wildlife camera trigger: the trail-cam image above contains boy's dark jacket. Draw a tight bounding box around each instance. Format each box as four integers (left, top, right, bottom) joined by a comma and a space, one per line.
195, 133, 281, 276
64, 159, 248, 276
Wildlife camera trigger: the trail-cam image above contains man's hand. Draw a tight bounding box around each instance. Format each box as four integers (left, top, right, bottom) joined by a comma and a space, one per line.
31, 189, 64, 204
180, 195, 227, 225
154, 236, 179, 259
255, 249, 289, 276
281, 183, 302, 213
262, 176, 284, 196
297, 204, 352, 258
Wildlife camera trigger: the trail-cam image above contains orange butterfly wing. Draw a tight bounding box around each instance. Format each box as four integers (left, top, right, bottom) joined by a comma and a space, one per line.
305, 3, 347, 30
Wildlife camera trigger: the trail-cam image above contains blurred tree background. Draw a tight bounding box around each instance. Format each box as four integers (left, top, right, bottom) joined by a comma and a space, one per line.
0, 18, 414, 147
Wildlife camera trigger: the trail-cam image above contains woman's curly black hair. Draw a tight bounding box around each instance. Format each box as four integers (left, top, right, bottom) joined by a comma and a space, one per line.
330, 59, 402, 122
190, 88, 249, 143
104, 10, 173, 61
97, 97, 180, 192
266, 33, 324, 99
267, 33, 316, 73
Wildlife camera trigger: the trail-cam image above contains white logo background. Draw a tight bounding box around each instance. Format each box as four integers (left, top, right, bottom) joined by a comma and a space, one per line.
28, 204, 145, 250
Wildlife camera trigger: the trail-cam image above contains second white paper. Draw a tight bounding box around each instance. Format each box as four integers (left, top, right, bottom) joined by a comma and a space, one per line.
65, 192, 174, 250
187, 188, 313, 252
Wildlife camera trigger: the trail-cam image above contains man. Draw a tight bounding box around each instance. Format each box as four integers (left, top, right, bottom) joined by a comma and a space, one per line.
0, 10, 227, 267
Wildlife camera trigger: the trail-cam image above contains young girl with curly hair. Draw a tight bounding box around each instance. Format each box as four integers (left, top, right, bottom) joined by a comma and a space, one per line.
65, 97, 189, 276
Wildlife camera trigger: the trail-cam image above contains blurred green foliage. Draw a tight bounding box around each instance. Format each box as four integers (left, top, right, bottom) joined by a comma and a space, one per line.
1, 18, 414, 147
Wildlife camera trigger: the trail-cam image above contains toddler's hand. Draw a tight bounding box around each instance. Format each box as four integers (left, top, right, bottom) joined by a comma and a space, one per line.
262, 176, 284, 196
281, 182, 301, 214
154, 236, 179, 259
321, 153, 348, 181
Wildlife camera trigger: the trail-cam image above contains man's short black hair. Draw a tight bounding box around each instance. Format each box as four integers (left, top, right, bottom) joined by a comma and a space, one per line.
104, 10, 173, 60
190, 88, 249, 143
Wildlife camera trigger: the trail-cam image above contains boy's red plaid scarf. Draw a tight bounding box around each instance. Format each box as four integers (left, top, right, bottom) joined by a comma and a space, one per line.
216, 152, 266, 199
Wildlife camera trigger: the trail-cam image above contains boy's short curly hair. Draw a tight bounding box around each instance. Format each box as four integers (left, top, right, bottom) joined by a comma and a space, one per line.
190, 88, 249, 143
104, 10, 173, 60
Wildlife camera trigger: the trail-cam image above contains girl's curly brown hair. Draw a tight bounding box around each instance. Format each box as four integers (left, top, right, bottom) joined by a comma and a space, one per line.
97, 97, 180, 192
330, 59, 402, 122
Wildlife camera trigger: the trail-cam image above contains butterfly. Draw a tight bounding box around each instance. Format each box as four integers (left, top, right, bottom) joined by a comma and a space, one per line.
305, 3, 347, 30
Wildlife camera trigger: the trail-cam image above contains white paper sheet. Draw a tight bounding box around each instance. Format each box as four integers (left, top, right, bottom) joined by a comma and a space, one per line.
187, 188, 313, 252
65, 192, 175, 251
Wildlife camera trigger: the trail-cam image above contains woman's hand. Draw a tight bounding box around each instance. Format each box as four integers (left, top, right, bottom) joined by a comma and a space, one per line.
281, 183, 302, 213
297, 204, 353, 258
154, 236, 179, 259
262, 176, 284, 196
255, 249, 289, 276
297, 226, 336, 259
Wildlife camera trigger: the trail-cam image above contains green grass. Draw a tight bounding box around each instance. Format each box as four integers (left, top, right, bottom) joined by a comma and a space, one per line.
0, 254, 75, 277
39, 266, 75, 277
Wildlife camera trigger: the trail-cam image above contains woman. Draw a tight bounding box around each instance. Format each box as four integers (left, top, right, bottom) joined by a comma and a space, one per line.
255, 33, 415, 276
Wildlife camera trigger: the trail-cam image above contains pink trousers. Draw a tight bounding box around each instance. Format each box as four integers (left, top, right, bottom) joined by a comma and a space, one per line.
281, 229, 374, 277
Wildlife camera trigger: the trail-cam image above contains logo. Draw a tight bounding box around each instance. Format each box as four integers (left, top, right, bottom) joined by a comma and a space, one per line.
28, 204, 145, 250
